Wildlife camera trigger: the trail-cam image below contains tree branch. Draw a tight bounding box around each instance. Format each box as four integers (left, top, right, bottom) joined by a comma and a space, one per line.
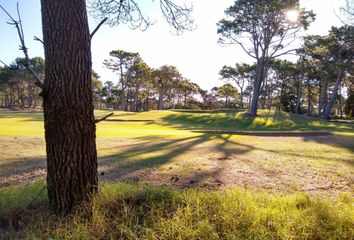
0, 59, 9, 67
271, 48, 298, 58
90, 17, 108, 40
34, 36, 44, 45
95, 112, 114, 123
0, 3, 44, 89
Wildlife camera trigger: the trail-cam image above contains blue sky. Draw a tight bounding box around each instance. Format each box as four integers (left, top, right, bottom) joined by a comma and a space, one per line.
0, 0, 346, 91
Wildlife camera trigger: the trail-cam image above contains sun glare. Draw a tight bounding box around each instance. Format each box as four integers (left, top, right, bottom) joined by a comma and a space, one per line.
286, 10, 299, 22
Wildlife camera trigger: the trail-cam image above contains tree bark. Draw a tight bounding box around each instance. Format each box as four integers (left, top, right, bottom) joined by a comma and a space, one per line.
318, 78, 328, 117
158, 90, 163, 110
41, 0, 98, 215
323, 71, 344, 119
119, 63, 127, 111
338, 83, 343, 118
307, 78, 311, 116
295, 76, 302, 114
250, 60, 265, 117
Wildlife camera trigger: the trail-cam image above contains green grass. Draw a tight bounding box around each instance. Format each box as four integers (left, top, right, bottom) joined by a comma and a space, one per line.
0, 109, 353, 138
0, 181, 353, 240
0, 109, 353, 239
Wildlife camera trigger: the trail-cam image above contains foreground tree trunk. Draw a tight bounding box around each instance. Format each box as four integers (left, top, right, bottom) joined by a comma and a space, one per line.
41, 0, 98, 215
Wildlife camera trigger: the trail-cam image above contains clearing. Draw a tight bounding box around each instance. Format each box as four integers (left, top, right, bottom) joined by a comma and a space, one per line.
1, 109, 353, 197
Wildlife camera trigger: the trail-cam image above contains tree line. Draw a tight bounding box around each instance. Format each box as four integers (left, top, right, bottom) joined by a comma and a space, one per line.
2, 29, 353, 119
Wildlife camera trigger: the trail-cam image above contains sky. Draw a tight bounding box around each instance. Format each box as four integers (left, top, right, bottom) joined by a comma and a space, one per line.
0, 0, 347, 91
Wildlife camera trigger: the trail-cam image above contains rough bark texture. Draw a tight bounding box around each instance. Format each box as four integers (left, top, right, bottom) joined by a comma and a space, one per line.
41, 0, 98, 215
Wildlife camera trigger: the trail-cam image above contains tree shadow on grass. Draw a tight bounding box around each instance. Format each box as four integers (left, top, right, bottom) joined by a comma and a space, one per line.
302, 135, 354, 155
0, 157, 46, 187
99, 134, 214, 172
159, 110, 354, 133
0, 111, 44, 122
97, 133, 259, 187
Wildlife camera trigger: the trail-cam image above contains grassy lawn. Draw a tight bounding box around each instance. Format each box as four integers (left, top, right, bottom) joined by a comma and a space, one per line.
0, 109, 353, 239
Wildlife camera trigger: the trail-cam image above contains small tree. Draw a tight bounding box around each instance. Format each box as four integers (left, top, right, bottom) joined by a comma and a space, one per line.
217, 0, 314, 117
104, 50, 140, 111
153, 65, 183, 110
217, 83, 238, 108
219, 63, 254, 109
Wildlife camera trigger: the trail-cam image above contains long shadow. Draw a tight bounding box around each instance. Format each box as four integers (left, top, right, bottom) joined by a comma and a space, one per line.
99, 134, 216, 177
0, 157, 46, 178
97, 133, 262, 187
302, 135, 354, 155
155, 110, 354, 156
158, 110, 354, 133
0, 111, 44, 122
0, 157, 46, 187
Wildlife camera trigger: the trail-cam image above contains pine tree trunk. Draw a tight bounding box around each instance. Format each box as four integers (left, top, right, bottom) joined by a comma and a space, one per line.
250, 60, 264, 117
41, 0, 98, 215
239, 91, 244, 109
295, 77, 302, 114
318, 78, 328, 117
323, 71, 344, 120
120, 63, 126, 111
307, 78, 311, 116
158, 90, 163, 110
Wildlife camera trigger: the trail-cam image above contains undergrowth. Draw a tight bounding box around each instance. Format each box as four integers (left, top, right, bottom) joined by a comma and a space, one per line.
0, 181, 353, 239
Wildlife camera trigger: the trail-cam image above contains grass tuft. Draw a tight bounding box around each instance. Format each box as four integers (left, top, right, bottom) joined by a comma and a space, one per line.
0, 182, 353, 239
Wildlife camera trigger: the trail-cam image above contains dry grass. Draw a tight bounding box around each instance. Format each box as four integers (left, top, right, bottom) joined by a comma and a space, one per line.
1, 134, 353, 197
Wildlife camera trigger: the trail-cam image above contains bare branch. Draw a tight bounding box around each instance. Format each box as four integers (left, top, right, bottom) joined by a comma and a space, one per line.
89, 0, 194, 34
0, 59, 9, 67
159, 0, 195, 34
34, 36, 44, 45
95, 112, 114, 123
0, 3, 44, 89
271, 49, 298, 58
219, 33, 257, 59
90, 17, 108, 40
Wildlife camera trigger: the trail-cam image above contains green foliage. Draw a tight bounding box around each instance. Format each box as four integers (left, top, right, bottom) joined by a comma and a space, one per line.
0, 182, 353, 239
216, 83, 238, 108
304, 25, 354, 76
217, 0, 315, 59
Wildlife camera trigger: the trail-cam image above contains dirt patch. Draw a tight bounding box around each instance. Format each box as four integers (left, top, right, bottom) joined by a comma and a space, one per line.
192, 130, 333, 137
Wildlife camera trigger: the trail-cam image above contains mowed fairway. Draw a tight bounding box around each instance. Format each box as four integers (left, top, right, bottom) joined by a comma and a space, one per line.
1, 109, 353, 197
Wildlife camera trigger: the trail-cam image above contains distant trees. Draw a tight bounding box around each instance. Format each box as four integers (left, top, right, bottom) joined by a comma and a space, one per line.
102, 48, 264, 111
216, 83, 238, 108
102, 50, 203, 111
219, 63, 254, 108
0, 57, 44, 108
218, 0, 315, 117
302, 26, 354, 119
104, 50, 140, 110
